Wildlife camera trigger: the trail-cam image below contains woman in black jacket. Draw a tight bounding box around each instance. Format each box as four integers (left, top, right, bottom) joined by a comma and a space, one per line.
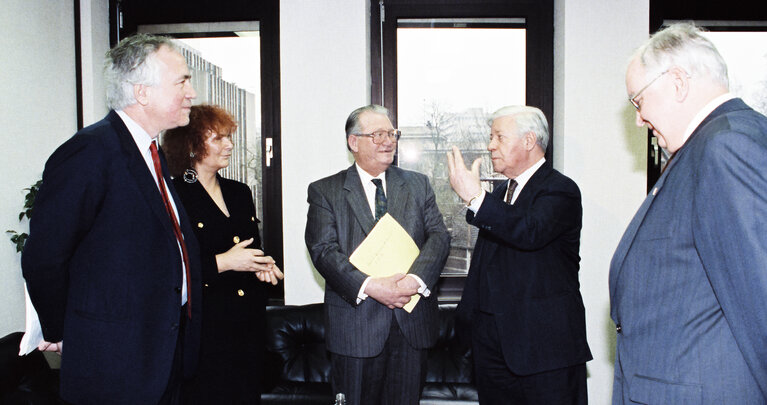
163, 104, 283, 404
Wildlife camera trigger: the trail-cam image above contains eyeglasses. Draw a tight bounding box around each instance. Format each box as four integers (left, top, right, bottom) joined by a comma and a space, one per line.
354, 129, 402, 144
629, 69, 669, 111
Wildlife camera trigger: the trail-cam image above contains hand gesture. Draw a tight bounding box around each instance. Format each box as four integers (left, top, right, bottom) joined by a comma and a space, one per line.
446, 146, 483, 203
216, 238, 275, 273
256, 263, 284, 285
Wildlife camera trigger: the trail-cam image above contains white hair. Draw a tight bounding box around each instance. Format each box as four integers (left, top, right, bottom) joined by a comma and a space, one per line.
104, 34, 180, 110
632, 22, 729, 89
489, 105, 549, 151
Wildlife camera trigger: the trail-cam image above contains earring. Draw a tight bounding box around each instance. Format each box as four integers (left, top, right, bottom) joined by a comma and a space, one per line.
184, 150, 197, 183
183, 168, 198, 183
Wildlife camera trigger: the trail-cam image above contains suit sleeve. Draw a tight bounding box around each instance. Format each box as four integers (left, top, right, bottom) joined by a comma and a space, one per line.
468, 178, 581, 251
21, 137, 106, 342
692, 130, 767, 397
305, 182, 368, 305
406, 174, 450, 290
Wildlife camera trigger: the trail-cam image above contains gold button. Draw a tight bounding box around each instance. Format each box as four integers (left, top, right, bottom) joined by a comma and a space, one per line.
204, 283, 209, 287
251, 216, 255, 222
237, 289, 245, 296
197, 222, 204, 228
233, 236, 240, 244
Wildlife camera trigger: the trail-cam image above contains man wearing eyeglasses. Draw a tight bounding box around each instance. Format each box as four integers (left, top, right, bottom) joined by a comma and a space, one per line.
447, 105, 591, 404
610, 23, 767, 404
305, 104, 450, 404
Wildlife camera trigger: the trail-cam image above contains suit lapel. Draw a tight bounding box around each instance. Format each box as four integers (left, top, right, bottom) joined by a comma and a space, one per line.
514, 163, 551, 207
385, 166, 408, 222
107, 112, 176, 239
608, 99, 744, 297
608, 167, 671, 298
343, 165, 376, 235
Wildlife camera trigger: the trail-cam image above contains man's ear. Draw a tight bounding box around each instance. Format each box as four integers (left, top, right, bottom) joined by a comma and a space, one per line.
348, 135, 359, 153
525, 131, 537, 151
669, 66, 690, 102
134, 84, 150, 106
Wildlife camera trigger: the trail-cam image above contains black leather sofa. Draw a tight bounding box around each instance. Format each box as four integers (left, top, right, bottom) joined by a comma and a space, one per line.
0, 303, 477, 404
262, 303, 478, 405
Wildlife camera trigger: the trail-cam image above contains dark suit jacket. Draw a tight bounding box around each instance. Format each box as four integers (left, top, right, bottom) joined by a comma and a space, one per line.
610, 98, 767, 404
173, 176, 266, 403
22, 111, 202, 405
457, 163, 592, 376
305, 164, 450, 357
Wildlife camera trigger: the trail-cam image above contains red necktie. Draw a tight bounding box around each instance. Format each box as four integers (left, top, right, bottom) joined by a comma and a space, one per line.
150, 141, 192, 319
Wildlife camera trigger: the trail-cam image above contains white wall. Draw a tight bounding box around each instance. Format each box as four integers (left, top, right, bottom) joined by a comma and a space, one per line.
80, 0, 111, 125
280, 0, 370, 305
0, 0, 78, 338
554, 0, 649, 402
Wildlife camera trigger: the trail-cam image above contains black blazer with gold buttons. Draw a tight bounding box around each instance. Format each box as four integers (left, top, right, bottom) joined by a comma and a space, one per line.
172, 175, 267, 334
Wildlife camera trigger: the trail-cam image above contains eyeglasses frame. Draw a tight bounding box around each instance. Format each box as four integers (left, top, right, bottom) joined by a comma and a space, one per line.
353, 129, 402, 144
629, 69, 669, 111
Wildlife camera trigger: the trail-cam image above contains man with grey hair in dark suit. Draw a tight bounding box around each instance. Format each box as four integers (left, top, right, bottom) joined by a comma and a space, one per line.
305, 104, 450, 404
22, 34, 201, 405
447, 105, 591, 404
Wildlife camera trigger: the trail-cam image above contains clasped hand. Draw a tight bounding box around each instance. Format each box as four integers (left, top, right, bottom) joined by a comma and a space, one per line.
216, 238, 284, 285
365, 273, 419, 309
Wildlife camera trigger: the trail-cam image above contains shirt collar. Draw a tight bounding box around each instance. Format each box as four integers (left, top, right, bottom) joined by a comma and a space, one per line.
355, 163, 386, 189
116, 109, 156, 154
512, 156, 546, 191
681, 92, 735, 142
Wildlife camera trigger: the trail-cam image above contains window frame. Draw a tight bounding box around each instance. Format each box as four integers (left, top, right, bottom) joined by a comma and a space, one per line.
370, 0, 555, 162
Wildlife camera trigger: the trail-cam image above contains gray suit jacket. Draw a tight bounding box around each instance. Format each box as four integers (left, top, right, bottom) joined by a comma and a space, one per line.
609, 99, 767, 404
305, 164, 450, 357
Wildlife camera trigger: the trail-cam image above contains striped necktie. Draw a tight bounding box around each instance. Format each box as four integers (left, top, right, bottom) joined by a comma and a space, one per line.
371, 178, 387, 221
505, 179, 518, 204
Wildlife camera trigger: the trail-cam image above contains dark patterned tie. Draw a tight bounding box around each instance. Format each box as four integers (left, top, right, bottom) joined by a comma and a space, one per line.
150, 141, 192, 319
371, 178, 387, 221
505, 179, 518, 204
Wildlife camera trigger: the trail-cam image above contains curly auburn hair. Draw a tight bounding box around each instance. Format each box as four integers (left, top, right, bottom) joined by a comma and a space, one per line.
162, 104, 238, 178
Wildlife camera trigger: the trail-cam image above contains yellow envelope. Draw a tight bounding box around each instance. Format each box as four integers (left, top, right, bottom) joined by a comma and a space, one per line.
349, 213, 421, 312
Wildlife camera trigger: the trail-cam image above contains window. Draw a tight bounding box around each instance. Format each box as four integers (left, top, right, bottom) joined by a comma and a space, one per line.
371, 0, 554, 302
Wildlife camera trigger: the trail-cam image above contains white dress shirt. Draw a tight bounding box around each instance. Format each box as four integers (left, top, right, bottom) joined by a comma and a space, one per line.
116, 110, 187, 305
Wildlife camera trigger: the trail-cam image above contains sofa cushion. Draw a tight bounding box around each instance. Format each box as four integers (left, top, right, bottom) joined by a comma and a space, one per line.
263, 303, 477, 404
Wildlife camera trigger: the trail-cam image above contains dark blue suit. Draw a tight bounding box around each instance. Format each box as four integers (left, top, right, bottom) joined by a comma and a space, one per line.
22, 111, 202, 405
610, 98, 767, 403
457, 163, 592, 402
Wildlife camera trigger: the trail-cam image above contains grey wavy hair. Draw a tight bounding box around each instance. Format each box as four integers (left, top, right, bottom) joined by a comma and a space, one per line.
104, 34, 179, 110
344, 104, 390, 151
632, 22, 729, 89
488, 105, 549, 151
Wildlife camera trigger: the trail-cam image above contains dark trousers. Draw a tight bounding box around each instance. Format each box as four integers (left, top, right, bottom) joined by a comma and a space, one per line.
330, 318, 427, 405
472, 311, 587, 405
158, 306, 186, 405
